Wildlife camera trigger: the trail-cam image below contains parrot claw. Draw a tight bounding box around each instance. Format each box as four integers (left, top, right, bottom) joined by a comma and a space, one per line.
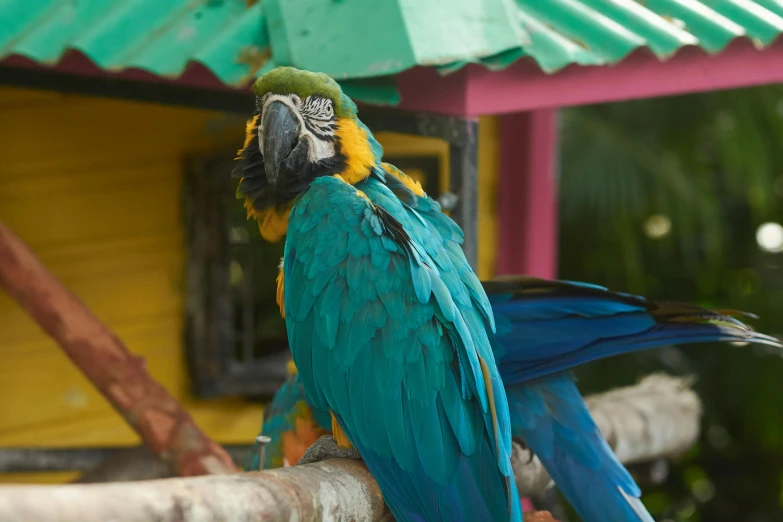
513, 436, 536, 465
297, 435, 363, 465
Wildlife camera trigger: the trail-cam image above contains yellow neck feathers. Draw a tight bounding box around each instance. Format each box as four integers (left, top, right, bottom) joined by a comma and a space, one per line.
335, 118, 376, 185
239, 115, 259, 156
245, 200, 292, 243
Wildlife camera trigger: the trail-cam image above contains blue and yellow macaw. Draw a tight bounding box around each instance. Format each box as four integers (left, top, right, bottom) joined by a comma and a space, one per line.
236, 67, 522, 522
249, 276, 780, 520
234, 67, 781, 522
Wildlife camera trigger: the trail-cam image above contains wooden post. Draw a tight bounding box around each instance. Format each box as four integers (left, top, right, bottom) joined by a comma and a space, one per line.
497, 109, 559, 279
0, 222, 237, 477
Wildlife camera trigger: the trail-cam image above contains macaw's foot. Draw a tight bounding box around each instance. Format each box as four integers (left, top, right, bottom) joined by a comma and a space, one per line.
513, 436, 536, 465
297, 435, 363, 465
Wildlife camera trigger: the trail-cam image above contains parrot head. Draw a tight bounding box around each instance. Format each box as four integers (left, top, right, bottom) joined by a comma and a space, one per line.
233, 67, 383, 242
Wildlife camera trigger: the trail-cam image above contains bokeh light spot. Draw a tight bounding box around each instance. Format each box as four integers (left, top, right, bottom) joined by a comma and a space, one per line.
756, 222, 783, 253
644, 214, 672, 239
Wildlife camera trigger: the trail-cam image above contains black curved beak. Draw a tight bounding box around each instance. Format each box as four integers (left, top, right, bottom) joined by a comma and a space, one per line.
262, 101, 300, 187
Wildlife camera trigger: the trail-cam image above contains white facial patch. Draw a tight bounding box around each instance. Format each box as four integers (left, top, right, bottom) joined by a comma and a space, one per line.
258, 93, 336, 163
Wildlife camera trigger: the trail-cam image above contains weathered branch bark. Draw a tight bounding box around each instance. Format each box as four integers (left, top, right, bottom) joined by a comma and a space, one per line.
586, 373, 701, 463
0, 460, 389, 522
512, 373, 701, 495
0, 375, 695, 521
61, 374, 700, 494
0, 222, 236, 477
0, 459, 557, 522
66, 375, 700, 491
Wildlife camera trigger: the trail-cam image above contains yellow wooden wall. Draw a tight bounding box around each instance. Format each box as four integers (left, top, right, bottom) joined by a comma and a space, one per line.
0, 86, 498, 483
0, 86, 264, 483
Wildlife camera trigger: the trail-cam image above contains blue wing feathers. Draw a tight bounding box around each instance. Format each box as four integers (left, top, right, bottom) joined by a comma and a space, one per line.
484, 275, 780, 522
268, 251, 777, 520
277, 169, 780, 522
487, 277, 780, 383
490, 295, 645, 320
506, 376, 654, 522
284, 175, 520, 522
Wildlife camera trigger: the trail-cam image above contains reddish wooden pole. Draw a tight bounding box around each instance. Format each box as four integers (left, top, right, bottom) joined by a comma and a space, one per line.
0, 222, 237, 477
497, 109, 559, 279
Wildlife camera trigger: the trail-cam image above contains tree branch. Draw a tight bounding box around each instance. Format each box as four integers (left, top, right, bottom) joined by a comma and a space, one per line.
0, 460, 558, 522
69, 375, 701, 496
0, 374, 696, 521
0, 222, 237, 477
0, 460, 389, 522
586, 373, 701, 463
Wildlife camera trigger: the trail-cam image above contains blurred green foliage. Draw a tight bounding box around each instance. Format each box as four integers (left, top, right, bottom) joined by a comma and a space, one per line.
558, 86, 783, 521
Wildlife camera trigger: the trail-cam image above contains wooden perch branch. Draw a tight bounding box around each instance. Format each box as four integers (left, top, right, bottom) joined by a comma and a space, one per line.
0, 222, 236, 477
0, 459, 557, 522
0, 460, 390, 522
586, 373, 701, 463
0, 374, 697, 521
69, 375, 700, 491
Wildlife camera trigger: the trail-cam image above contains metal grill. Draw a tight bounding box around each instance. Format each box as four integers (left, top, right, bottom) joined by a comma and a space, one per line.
185, 155, 289, 399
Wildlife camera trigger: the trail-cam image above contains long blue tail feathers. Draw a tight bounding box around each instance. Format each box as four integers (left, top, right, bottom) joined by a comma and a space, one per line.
507, 375, 654, 522
258, 276, 781, 521
486, 276, 781, 522
486, 276, 782, 385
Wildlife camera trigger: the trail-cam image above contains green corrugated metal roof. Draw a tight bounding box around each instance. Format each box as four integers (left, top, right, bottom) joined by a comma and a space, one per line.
266, 0, 783, 78
262, 0, 529, 79
1, 0, 782, 101
0, 0, 267, 87
507, 0, 783, 74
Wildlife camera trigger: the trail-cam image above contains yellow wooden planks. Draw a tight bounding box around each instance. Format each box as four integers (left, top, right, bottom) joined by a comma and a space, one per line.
0, 87, 263, 474
0, 86, 500, 483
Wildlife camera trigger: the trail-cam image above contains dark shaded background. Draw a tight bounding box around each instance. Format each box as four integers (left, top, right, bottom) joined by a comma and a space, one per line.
559, 86, 783, 521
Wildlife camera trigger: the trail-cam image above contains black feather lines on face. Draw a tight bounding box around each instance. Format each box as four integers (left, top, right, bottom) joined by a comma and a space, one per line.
300, 96, 338, 142
232, 99, 346, 213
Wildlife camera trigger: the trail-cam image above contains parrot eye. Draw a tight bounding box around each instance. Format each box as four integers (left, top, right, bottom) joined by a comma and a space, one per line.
301, 96, 334, 121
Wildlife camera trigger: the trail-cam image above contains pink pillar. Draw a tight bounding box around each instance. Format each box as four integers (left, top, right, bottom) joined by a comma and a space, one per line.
497, 110, 559, 279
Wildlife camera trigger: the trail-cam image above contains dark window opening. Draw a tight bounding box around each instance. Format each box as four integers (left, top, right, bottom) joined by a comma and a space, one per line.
184, 150, 444, 400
